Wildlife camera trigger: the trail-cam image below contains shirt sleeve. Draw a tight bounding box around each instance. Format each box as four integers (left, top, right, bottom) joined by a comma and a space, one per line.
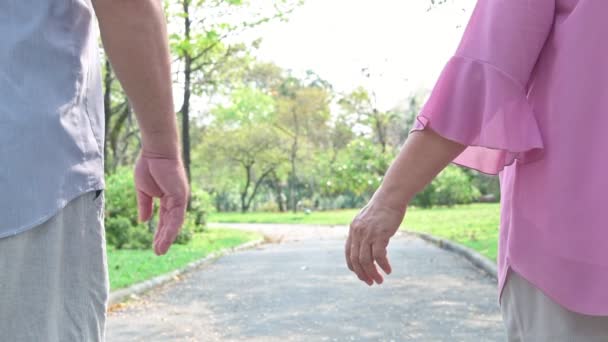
411, 0, 556, 175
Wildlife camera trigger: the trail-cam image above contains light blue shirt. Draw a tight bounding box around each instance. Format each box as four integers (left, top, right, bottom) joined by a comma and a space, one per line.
0, 0, 105, 238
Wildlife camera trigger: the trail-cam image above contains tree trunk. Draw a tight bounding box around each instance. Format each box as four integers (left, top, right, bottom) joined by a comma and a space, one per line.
245, 167, 275, 212
241, 164, 252, 212
271, 171, 286, 212
103, 59, 113, 173
373, 109, 387, 153
289, 109, 300, 213
180, 0, 193, 210
109, 103, 130, 172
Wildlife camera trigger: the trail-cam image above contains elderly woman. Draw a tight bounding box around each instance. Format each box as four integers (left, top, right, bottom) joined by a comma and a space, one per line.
346, 1, 608, 340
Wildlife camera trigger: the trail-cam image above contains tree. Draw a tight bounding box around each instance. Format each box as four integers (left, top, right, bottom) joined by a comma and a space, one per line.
102, 58, 141, 174
274, 77, 331, 212
203, 87, 287, 212
338, 87, 400, 153
167, 0, 302, 209
322, 138, 393, 200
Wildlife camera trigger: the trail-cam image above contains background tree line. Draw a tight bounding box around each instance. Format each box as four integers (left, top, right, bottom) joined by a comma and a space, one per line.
102, 0, 498, 249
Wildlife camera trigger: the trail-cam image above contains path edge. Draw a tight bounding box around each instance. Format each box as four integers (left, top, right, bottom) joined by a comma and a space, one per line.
405, 230, 498, 280
108, 239, 265, 306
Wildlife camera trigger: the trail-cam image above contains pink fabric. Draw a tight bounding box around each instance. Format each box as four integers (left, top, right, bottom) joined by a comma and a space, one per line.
411, 0, 608, 315
412, 56, 544, 175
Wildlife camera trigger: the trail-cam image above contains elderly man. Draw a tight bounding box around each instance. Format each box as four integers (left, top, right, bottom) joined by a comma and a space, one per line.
0, 0, 188, 341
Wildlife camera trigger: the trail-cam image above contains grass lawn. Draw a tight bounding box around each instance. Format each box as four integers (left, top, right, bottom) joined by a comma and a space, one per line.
403, 204, 500, 261
209, 203, 501, 261
209, 209, 360, 225
107, 228, 261, 290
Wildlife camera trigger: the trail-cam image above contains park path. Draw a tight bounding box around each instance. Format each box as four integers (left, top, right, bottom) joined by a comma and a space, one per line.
106, 223, 505, 341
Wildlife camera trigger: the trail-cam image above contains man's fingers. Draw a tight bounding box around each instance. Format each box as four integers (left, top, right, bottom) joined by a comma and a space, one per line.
359, 242, 383, 285
155, 199, 186, 256
153, 206, 167, 251
372, 241, 392, 275
345, 236, 354, 272
136, 190, 153, 222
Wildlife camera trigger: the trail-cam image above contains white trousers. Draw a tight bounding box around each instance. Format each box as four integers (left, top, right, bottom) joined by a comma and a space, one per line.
501, 269, 608, 342
0, 190, 108, 342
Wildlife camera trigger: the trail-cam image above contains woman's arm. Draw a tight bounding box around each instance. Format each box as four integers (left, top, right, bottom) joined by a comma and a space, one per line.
345, 130, 465, 286
346, 0, 556, 286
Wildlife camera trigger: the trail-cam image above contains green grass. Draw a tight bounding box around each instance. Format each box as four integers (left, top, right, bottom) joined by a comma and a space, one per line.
210, 203, 501, 261
107, 228, 261, 290
209, 209, 361, 225
402, 204, 500, 261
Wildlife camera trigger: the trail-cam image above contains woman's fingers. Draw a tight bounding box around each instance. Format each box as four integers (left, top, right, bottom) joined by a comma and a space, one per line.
345, 235, 354, 272
349, 232, 372, 285
372, 241, 392, 275
359, 242, 384, 284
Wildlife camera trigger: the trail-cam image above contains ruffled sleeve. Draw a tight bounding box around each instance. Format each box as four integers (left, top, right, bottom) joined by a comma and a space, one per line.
411, 0, 556, 175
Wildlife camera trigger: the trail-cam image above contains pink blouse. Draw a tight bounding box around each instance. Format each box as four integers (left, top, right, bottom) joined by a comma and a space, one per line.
411, 0, 608, 315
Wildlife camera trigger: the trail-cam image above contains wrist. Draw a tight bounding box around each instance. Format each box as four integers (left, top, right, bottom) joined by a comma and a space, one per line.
371, 183, 416, 213
141, 131, 180, 159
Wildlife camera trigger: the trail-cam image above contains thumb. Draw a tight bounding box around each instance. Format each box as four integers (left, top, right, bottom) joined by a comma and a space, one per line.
137, 190, 154, 222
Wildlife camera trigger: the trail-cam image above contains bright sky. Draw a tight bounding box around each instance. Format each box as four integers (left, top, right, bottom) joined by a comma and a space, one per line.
247, 0, 476, 110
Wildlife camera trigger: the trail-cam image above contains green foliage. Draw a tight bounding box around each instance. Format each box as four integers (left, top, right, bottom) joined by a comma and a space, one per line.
189, 184, 215, 230
105, 167, 153, 249
412, 165, 481, 208
175, 215, 195, 245
323, 138, 394, 198
471, 173, 501, 201
105, 167, 204, 249
212, 87, 276, 127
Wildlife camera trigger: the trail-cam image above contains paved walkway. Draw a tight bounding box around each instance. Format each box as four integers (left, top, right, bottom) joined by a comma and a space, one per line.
106, 224, 505, 341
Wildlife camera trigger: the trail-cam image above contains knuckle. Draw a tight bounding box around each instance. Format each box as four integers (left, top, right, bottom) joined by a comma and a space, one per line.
350, 219, 363, 231
373, 249, 387, 258
359, 256, 372, 266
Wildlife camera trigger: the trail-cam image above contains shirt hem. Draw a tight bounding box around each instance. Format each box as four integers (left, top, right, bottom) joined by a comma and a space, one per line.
0, 180, 105, 240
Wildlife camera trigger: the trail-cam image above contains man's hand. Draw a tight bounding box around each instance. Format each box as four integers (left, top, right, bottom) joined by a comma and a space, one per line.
346, 200, 406, 286
134, 151, 189, 256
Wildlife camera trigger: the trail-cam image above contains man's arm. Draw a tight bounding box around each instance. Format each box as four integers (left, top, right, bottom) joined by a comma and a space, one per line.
93, 0, 189, 256
93, 0, 178, 157
346, 129, 466, 285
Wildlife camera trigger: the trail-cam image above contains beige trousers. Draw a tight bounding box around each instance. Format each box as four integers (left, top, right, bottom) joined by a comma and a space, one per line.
0, 190, 108, 342
501, 269, 608, 342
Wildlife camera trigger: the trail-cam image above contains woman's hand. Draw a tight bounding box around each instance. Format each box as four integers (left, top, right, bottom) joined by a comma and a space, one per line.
345, 200, 406, 286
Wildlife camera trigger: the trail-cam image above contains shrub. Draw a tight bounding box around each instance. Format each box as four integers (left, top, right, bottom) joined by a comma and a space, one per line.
105, 167, 212, 249
105, 167, 154, 249
472, 174, 501, 202
189, 184, 214, 232
256, 200, 280, 212
174, 215, 195, 244
412, 165, 481, 208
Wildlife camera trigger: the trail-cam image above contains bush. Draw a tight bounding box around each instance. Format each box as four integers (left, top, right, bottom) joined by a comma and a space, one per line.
105, 167, 213, 249
105, 216, 132, 249
256, 200, 280, 212
189, 184, 214, 232
472, 174, 501, 202
175, 215, 195, 244
105, 167, 154, 249
412, 165, 481, 208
